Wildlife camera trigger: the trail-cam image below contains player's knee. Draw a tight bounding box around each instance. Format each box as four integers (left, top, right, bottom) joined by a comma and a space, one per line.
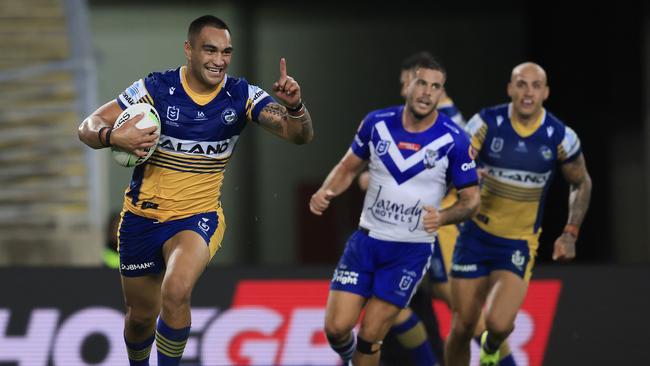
356, 335, 382, 355
125, 309, 156, 335
161, 278, 192, 309
357, 321, 387, 343
450, 316, 478, 340
484, 317, 514, 339
324, 320, 354, 342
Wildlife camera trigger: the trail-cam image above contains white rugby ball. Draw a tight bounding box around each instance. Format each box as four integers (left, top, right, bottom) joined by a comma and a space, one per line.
111, 103, 161, 167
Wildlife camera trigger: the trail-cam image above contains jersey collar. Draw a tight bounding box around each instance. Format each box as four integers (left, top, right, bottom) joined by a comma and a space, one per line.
179, 66, 226, 106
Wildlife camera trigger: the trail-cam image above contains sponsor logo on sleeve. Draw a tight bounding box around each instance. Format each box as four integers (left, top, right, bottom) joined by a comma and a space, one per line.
249, 85, 270, 107
119, 79, 148, 106
461, 160, 476, 171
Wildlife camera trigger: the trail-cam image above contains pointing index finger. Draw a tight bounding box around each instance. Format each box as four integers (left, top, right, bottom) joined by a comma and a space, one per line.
280, 57, 287, 78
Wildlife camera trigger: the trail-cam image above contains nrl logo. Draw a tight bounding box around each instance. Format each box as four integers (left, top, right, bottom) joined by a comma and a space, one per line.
490, 137, 504, 153
375, 140, 391, 156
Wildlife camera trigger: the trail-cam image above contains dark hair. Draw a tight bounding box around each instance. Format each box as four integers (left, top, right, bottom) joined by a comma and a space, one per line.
401, 51, 446, 77
188, 15, 230, 44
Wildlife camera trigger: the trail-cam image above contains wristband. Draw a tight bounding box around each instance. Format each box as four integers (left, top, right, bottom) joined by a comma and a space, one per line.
105, 127, 113, 147
286, 101, 303, 113
563, 224, 579, 238
98, 127, 111, 147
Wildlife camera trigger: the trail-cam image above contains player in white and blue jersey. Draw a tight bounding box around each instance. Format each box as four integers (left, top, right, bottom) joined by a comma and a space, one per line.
310, 57, 480, 366
444, 63, 592, 366
78, 15, 313, 366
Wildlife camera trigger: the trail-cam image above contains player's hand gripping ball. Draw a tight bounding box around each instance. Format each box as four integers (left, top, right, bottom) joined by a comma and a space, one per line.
111, 103, 161, 167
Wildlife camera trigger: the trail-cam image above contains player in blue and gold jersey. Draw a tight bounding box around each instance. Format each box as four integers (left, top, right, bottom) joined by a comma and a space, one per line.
78, 15, 313, 366
444, 62, 592, 366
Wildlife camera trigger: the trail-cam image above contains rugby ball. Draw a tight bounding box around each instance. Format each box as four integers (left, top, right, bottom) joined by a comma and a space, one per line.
111, 103, 161, 167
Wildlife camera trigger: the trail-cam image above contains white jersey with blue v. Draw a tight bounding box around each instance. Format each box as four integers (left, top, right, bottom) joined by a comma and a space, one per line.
351, 105, 478, 243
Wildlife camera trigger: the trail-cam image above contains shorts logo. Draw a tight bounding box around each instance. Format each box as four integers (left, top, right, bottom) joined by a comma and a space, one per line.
332, 269, 358, 285
398, 275, 414, 291
423, 149, 437, 169
221, 108, 238, 125
121, 262, 155, 271
198, 218, 210, 233
512, 250, 526, 270
452, 263, 478, 272
375, 140, 390, 156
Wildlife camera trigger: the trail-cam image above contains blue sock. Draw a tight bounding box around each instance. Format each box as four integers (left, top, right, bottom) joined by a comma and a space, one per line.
125, 334, 154, 366
392, 312, 438, 366
156, 318, 190, 366
499, 353, 517, 366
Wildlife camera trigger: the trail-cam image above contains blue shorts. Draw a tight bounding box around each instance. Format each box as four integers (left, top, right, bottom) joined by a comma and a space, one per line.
428, 240, 448, 283
330, 229, 433, 308
118, 210, 223, 277
450, 221, 532, 279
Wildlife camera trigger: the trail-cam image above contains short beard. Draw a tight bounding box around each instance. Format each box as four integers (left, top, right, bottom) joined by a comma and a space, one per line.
407, 104, 436, 120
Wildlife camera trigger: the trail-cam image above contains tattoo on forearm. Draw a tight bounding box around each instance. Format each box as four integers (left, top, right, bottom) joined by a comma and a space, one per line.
563, 155, 592, 227
568, 178, 591, 226
258, 103, 313, 143
259, 104, 287, 134
299, 108, 314, 143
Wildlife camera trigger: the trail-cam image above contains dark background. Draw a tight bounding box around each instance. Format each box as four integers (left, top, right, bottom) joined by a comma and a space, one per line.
292, 1, 647, 264
90, 0, 650, 265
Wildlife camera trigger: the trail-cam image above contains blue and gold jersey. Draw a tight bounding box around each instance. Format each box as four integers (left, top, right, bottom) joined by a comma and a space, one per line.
116, 66, 274, 222
465, 103, 581, 248
437, 95, 466, 129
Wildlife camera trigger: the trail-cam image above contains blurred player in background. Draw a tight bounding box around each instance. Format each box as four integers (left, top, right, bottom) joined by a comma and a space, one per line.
311, 56, 479, 366
367, 51, 516, 366
78, 15, 313, 366
444, 62, 592, 366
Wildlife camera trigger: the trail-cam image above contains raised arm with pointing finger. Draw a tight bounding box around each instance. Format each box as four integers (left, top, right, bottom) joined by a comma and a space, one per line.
256, 57, 313, 144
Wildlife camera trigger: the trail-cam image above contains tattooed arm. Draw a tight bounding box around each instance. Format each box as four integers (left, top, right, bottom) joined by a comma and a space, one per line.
553, 153, 592, 261
257, 102, 314, 144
